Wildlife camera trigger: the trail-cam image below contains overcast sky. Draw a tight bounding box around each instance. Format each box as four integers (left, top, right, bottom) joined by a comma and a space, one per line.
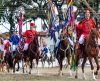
0, 18, 42, 33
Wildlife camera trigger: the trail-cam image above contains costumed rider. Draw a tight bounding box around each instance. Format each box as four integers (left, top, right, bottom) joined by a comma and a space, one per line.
0, 32, 4, 61
23, 22, 38, 53
9, 31, 20, 57
74, 8, 97, 56
54, 29, 63, 58
41, 39, 50, 58
3, 33, 10, 57
64, 20, 74, 48
54, 28, 74, 58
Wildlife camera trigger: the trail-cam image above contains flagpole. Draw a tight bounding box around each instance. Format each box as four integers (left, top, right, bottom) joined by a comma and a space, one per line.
71, 0, 76, 71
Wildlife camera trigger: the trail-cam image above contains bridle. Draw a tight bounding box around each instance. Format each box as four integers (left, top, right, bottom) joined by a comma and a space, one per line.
59, 34, 70, 57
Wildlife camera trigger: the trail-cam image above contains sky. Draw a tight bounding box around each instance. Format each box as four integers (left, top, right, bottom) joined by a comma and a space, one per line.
0, 4, 77, 33
0, 18, 42, 33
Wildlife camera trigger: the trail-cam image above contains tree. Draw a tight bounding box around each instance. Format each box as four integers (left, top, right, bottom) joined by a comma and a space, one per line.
0, 0, 99, 34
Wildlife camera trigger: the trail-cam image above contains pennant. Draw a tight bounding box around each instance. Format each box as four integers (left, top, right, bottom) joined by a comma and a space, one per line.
48, 0, 56, 39
18, 9, 22, 35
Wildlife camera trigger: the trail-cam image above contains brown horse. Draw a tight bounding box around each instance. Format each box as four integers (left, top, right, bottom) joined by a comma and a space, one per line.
23, 36, 40, 74
13, 45, 23, 73
75, 28, 99, 80
56, 33, 72, 76
10, 37, 25, 73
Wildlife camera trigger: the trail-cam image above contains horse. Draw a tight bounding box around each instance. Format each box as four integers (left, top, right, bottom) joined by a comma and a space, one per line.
75, 28, 100, 80
23, 36, 40, 74
13, 37, 25, 73
41, 49, 54, 68
56, 33, 72, 76
4, 48, 13, 72
0, 50, 4, 72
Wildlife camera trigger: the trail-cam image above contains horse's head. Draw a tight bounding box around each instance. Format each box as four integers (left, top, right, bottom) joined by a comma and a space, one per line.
60, 33, 66, 40
59, 33, 69, 48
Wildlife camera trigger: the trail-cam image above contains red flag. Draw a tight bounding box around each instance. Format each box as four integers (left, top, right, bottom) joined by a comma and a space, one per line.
18, 9, 22, 35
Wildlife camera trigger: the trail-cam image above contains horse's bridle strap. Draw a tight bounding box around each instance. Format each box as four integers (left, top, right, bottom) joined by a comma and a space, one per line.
60, 44, 69, 53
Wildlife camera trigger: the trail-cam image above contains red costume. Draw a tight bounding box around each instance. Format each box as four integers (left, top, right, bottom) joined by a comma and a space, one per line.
24, 23, 38, 44
4, 33, 10, 50
75, 18, 96, 40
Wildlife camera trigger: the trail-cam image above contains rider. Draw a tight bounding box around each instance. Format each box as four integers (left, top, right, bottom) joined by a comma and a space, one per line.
54, 29, 63, 58
41, 39, 50, 56
9, 31, 20, 56
3, 33, 10, 57
23, 22, 38, 52
74, 8, 97, 56
0, 33, 4, 61
54, 22, 74, 58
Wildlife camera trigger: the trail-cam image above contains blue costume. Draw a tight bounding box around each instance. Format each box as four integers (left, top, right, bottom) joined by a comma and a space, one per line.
9, 34, 20, 52
9, 34, 20, 45
42, 46, 49, 55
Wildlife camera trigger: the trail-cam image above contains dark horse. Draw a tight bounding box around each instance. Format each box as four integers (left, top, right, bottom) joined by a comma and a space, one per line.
75, 28, 99, 80
13, 43, 24, 73
5, 38, 25, 73
23, 36, 40, 74
56, 33, 72, 76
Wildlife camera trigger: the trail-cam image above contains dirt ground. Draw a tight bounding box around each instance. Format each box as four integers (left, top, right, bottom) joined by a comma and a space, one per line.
0, 66, 100, 81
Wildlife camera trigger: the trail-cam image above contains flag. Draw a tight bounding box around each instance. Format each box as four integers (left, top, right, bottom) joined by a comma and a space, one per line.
47, 0, 56, 39
18, 9, 22, 35
63, 0, 76, 71
64, 0, 73, 28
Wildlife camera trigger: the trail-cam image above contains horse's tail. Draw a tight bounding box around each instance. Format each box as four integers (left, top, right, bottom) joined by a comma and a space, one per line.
6, 53, 13, 68
8, 55, 13, 68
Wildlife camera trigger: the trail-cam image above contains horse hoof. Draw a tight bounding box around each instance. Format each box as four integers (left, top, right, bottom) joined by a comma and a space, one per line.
75, 75, 78, 79
29, 72, 31, 74
94, 71, 98, 75
13, 71, 15, 73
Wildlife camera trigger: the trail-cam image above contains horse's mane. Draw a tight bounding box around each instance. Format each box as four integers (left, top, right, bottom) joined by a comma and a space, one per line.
29, 36, 39, 50
87, 28, 98, 43
86, 28, 99, 54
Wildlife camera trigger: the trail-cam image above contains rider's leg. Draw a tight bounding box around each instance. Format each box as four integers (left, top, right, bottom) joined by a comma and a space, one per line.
68, 37, 74, 47
54, 38, 60, 58
79, 35, 85, 57
23, 43, 29, 55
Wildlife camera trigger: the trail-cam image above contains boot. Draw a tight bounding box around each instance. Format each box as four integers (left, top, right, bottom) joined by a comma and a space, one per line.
12, 51, 16, 58
79, 44, 83, 58
54, 47, 57, 58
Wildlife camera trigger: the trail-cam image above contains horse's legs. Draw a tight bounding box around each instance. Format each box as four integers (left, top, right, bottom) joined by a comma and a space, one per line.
22, 58, 24, 73
47, 57, 50, 68
13, 59, 16, 73
94, 56, 99, 75
82, 57, 87, 79
75, 50, 80, 78
16, 61, 19, 71
88, 57, 96, 80
36, 57, 39, 75
29, 59, 32, 74
58, 56, 63, 76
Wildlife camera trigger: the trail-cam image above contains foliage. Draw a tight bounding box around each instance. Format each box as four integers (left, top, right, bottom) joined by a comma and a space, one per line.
0, 0, 99, 34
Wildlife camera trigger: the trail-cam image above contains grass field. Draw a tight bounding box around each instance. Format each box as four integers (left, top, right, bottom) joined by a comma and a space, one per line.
0, 67, 100, 81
